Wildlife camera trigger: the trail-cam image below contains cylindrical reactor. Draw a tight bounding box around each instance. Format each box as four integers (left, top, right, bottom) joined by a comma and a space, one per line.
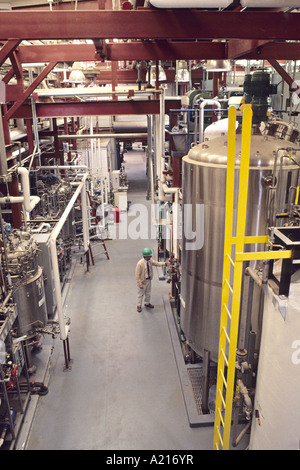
13, 266, 47, 337
249, 282, 300, 450
180, 133, 300, 362
4, 230, 47, 337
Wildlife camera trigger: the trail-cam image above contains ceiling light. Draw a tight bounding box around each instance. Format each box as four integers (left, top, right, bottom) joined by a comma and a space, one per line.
68, 62, 86, 83
176, 60, 190, 82
205, 60, 232, 72
147, 63, 166, 86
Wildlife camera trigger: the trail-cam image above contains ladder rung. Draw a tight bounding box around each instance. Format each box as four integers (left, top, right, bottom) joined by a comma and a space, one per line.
225, 278, 233, 294
216, 425, 224, 447
222, 325, 230, 344
223, 303, 231, 320
221, 348, 228, 367
217, 407, 225, 427
226, 252, 235, 266
219, 368, 227, 390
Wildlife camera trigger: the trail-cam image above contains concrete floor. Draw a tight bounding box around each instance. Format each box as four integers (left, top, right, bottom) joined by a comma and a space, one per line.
25, 148, 214, 451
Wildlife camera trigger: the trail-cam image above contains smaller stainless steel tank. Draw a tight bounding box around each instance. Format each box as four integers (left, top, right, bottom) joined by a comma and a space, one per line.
13, 266, 47, 337
37, 179, 76, 243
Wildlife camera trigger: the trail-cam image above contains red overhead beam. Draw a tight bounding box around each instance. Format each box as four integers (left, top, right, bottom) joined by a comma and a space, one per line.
268, 59, 300, 96
226, 40, 273, 60
17, 43, 98, 63
17, 41, 226, 63
106, 40, 226, 61
16, 40, 300, 64
10, 98, 181, 120
242, 42, 300, 60
0, 10, 300, 41
5, 61, 57, 121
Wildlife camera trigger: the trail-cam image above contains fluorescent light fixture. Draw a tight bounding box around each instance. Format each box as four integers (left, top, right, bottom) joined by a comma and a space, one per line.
205, 60, 231, 72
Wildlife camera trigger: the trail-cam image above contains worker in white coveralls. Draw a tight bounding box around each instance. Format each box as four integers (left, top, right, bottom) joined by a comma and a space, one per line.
135, 248, 169, 312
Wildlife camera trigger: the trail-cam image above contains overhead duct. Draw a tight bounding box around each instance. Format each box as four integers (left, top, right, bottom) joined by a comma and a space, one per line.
149, 0, 233, 7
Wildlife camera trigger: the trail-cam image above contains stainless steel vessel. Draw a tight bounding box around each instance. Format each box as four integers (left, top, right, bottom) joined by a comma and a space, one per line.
4, 230, 47, 337
13, 266, 47, 337
181, 131, 300, 362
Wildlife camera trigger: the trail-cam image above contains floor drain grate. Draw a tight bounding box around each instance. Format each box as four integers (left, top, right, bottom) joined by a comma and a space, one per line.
187, 367, 215, 415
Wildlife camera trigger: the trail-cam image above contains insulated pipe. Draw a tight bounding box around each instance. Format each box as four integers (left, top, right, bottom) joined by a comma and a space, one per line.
0, 110, 8, 179
159, 86, 165, 180
0, 167, 40, 212
49, 173, 88, 341
36, 165, 88, 170
149, 0, 232, 7
172, 188, 179, 259
199, 99, 221, 143
17, 167, 40, 212
159, 181, 172, 202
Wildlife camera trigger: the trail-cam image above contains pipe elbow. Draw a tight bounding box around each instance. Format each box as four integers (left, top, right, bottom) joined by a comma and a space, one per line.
17, 167, 40, 212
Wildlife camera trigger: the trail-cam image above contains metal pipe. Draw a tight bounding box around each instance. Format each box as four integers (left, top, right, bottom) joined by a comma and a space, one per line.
149, 0, 232, 6
58, 133, 148, 140
35, 88, 160, 98
238, 271, 251, 351
160, 85, 165, 180
0, 106, 8, 179
198, 99, 221, 143
202, 349, 210, 414
36, 165, 88, 170
241, 0, 300, 7
0, 167, 40, 212
245, 266, 262, 287
172, 188, 179, 259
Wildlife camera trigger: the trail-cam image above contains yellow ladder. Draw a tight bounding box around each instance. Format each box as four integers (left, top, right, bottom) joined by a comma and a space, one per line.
213, 106, 292, 450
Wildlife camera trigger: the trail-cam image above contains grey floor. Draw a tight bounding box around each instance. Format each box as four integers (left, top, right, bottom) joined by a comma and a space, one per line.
25, 148, 214, 451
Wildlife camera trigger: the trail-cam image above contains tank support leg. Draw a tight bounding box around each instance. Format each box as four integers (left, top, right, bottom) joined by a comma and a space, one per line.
63, 337, 71, 370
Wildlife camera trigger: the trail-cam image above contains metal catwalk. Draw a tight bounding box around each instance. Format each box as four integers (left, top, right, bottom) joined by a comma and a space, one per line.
24, 149, 214, 451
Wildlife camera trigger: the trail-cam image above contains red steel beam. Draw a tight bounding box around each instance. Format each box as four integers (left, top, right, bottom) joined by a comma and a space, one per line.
106, 40, 226, 61
17, 43, 98, 63
16, 39, 300, 64
11, 98, 181, 119
242, 42, 300, 60
17, 41, 226, 63
5, 61, 57, 121
0, 10, 300, 41
268, 59, 300, 96
0, 39, 21, 67
227, 40, 272, 60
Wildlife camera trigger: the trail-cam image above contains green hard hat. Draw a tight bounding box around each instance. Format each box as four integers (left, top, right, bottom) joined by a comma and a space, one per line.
143, 248, 153, 257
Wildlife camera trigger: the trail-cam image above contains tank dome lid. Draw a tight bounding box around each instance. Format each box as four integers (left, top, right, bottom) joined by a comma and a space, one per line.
185, 134, 300, 167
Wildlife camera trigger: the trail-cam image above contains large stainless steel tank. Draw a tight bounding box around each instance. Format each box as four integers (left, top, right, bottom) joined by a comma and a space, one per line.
181, 131, 300, 362
5, 230, 47, 338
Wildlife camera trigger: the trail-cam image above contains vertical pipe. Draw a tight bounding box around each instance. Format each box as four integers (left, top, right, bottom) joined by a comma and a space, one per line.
202, 349, 210, 414
0, 106, 8, 178
81, 180, 89, 253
